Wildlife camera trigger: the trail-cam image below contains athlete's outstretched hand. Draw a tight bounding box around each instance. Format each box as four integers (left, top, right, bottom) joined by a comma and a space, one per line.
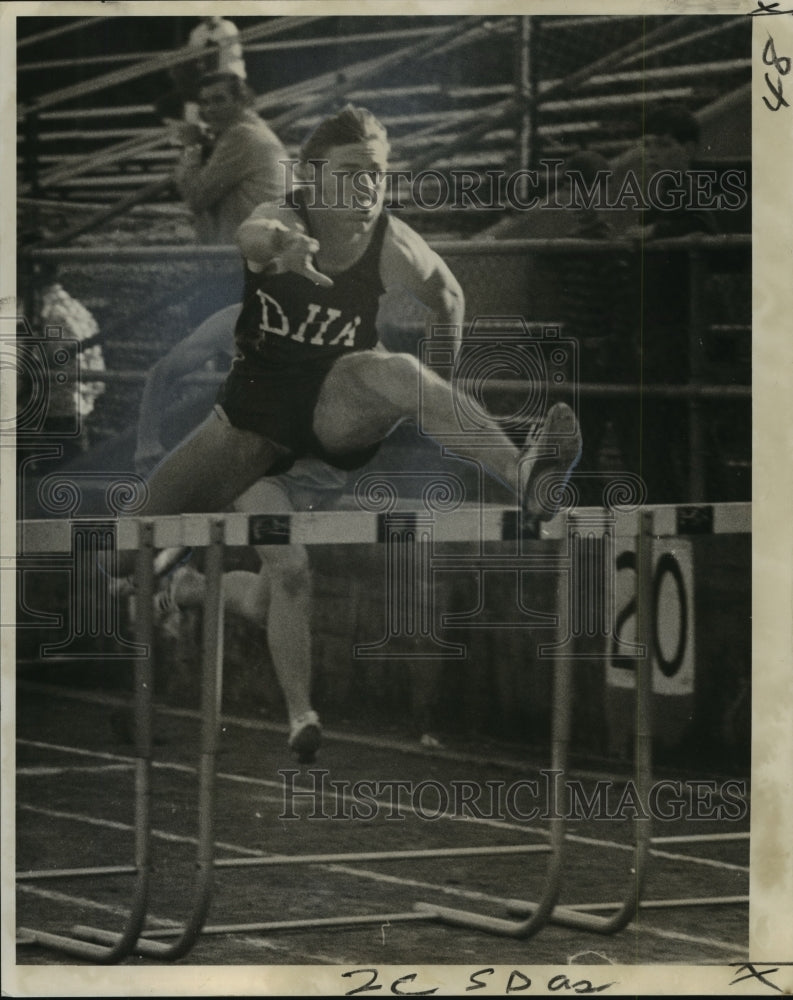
277, 230, 334, 288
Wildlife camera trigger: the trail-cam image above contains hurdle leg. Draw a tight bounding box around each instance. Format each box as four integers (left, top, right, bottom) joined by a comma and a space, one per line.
412, 522, 572, 937
507, 508, 656, 933
18, 520, 157, 962
71, 517, 226, 960
554, 508, 654, 932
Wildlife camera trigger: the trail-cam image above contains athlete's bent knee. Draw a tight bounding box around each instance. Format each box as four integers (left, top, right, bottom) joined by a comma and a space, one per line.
369, 351, 421, 384
332, 350, 420, 394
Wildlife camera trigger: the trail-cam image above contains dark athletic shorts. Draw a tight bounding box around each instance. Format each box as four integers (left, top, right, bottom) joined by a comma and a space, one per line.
215, 356, 381, 473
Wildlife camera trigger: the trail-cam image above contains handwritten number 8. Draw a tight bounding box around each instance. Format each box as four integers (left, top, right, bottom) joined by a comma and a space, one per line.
763, 35, 791, 111
764, 35, 792, 74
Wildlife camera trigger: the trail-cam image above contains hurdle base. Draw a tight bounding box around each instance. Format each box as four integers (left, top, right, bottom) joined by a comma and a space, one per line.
70, 924, 176, 959
505, 899, 636, 934
413, 901, 543, 939
16, 926, 137, 964
72, 912, 435, 949
508, 895, 750, 916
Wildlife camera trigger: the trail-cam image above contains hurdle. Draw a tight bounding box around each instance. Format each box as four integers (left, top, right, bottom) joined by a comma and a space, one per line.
15, 519, 158, 963
16, 499, 750, 959
501, 503, 751, 933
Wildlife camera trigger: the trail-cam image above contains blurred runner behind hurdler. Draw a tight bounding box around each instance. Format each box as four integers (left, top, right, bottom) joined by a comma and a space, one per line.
131, 304, 339, 764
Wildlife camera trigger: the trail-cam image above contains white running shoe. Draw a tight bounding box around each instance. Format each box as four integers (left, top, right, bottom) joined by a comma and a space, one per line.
289, 710, 322, 764
112, 575, 136, 599
153, 564, 199, 640
153, 546, 193, 578
113, 575, 138, 624
521, 402, 582, 520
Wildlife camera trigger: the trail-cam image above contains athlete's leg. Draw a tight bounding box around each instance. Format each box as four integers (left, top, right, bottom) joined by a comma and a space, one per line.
159, 475, 320, 761
314, 351, 522, 492
314, 350, 582, 517
114, 409, 282, 577
142, 408, 282, 516
233, 479, 315, 727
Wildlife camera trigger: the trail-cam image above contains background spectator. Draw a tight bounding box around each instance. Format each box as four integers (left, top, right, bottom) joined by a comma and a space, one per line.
174, 72, 288, 246
161, 15, 247, 125
22, 259, 106, 469
188, 16, 246, 80
173, 71, 290, 320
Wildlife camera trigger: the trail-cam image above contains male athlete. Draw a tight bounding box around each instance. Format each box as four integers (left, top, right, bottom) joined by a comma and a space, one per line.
137, 105, 582, 525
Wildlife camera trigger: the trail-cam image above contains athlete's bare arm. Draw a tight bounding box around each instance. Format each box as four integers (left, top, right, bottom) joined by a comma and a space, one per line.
379, 216, 465, 353
235, 203, 333, 287
135, 304, 239, 471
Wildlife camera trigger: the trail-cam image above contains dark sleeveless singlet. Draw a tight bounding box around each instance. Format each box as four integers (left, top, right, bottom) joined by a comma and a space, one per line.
216, 193, 389, 469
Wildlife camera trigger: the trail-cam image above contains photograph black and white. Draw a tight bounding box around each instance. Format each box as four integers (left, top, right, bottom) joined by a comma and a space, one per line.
2, 3, 792, 996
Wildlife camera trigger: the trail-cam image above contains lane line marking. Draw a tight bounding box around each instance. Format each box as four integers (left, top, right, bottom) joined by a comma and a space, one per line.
18, 680, 750, 790
18, 764, 133, 777
16, 803, 747, 957
18, 738, 750, 874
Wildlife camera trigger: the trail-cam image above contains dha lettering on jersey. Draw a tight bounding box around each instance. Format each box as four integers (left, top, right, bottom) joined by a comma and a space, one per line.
233, 203, 388, 369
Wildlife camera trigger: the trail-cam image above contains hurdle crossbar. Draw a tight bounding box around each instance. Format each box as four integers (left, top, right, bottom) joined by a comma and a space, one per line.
18, 501, 750, 555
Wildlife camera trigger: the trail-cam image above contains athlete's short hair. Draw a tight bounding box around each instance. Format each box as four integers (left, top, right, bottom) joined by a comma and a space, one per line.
198, 71, 254, 106
645, 103, 700, 145
300, 105, 390, 163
